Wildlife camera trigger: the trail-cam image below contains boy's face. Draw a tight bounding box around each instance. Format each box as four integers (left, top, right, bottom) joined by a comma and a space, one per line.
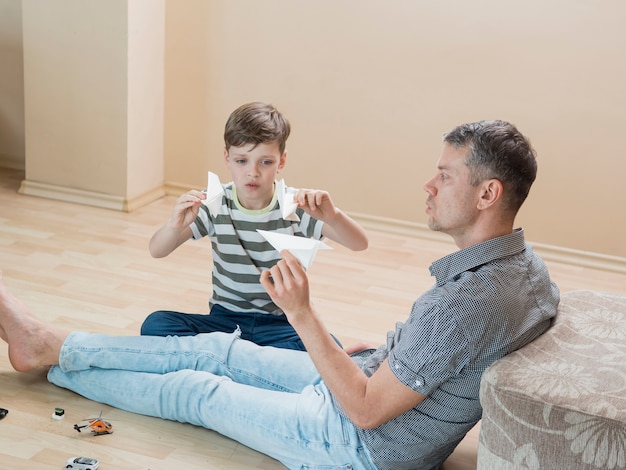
224, 141, 286, 210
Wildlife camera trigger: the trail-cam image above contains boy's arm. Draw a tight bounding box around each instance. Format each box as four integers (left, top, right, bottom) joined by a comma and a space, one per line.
294, 189, 368, 251
149, 190, 205, 258
260, 251, 426, 429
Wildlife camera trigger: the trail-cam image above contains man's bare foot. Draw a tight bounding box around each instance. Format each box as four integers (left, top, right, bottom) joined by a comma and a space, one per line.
0, 272, 68, 371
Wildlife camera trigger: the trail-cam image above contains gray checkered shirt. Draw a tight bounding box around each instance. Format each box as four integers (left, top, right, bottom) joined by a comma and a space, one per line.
347, 228, 560, 470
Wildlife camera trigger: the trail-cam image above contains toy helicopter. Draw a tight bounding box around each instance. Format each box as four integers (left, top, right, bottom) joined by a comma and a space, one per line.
73, 411, 113, 436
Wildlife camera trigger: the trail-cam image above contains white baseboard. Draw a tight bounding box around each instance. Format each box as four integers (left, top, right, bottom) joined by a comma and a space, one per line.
350, 212, 626, 275
18, 179, 166, 212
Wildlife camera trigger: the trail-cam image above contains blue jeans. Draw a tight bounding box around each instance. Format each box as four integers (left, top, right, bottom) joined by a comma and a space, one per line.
47, 330, 377, 470
140, 304, 306, 351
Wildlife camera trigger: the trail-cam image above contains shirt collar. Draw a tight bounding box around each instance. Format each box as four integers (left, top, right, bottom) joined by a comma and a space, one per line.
429, 228, 527, 286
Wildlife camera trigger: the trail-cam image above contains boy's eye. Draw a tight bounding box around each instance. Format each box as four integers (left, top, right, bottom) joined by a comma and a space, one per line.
235, 159, 247, 165
261, 160, 274, 166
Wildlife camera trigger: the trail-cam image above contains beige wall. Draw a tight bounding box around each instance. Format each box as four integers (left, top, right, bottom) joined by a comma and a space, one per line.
18, 0, 165, 210
0, 0, 24, 170
1, 0, 625, 261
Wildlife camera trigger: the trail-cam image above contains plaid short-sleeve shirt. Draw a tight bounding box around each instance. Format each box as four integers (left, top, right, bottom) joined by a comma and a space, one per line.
350, 228, 560, 470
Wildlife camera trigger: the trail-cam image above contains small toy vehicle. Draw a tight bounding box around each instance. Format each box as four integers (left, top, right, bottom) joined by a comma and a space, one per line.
73, 411, 113, 436
65, 456, 100, 469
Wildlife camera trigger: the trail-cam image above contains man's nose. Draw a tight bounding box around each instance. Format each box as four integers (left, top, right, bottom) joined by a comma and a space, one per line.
423, 176, 437, 195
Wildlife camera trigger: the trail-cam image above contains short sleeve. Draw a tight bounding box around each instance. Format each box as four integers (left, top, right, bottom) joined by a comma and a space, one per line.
190, 205, 213, 239
388, 299, 470, 395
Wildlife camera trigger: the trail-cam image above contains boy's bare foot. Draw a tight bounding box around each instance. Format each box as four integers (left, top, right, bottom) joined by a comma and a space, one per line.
0, 272, 68, 371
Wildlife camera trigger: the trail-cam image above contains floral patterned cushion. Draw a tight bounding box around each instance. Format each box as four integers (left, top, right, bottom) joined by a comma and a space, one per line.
477, 290, 626, 470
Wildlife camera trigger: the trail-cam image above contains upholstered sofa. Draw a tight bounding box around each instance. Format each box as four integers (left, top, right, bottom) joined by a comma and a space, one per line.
477, 290, 626, 469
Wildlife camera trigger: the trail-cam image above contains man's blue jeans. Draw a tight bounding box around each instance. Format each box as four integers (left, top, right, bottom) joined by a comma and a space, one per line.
48, 329, 377, 470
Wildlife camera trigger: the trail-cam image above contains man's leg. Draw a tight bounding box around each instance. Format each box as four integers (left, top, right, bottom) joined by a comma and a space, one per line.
48, 331, 376, 468
56, 329, 319, 389
49, 365, 376, 469
1, 275, 376, 468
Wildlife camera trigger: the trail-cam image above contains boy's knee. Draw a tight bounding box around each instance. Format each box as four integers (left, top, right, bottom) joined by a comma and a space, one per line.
140, 310, 170, 336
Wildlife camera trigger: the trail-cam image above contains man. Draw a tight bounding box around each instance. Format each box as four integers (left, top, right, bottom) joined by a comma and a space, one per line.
0, 120, 559, 470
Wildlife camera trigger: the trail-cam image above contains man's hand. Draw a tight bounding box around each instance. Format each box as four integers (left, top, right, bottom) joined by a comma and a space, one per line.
260, 250, 312, 322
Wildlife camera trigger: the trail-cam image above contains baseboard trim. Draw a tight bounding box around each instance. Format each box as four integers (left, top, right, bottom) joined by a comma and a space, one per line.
350, 212, 626, 275
18, 179, 166, 212
164, 181, 193, 196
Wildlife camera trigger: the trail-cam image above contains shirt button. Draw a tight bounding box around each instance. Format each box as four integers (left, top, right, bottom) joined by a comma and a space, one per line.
394, 363, 400, 369
416, 379, 422, 386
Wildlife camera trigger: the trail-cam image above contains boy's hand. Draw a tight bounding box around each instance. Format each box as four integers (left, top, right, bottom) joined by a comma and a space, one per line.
169, 190, 206, 229
260, 250, 313, 322
294, 189, 338, 223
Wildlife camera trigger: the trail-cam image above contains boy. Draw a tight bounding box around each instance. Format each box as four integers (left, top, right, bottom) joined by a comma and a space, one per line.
142, 102, 368, 350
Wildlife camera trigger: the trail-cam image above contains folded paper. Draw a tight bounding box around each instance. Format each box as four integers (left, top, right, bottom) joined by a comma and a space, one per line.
257, 230, 331, 270
203, 171, 225, 217
276, 179, 300, 221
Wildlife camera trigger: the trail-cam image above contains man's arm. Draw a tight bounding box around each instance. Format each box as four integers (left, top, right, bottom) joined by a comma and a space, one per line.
294, 189, 368, 251
260, 251, 425, 429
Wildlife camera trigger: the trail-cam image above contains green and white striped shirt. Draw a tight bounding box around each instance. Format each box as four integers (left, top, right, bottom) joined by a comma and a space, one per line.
190, 181, 323, 316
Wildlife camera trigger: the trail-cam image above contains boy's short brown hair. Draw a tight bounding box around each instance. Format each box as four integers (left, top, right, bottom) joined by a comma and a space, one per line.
224, 102, 291, 154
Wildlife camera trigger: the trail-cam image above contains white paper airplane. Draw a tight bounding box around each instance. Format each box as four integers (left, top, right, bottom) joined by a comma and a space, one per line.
257, 230, 332, 269
202, 171, 225, 217
276, 179, 299, 221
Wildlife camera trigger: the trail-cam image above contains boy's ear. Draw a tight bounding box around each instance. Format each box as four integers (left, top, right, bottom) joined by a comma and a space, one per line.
223, 147, 229, 162
278, 151, 287, 171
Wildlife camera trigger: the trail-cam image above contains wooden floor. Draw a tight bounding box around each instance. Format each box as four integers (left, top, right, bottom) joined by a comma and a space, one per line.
1, 167, 625, 470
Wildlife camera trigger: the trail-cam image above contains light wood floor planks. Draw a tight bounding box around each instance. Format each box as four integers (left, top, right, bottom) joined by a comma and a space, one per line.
1, 167, 625, 469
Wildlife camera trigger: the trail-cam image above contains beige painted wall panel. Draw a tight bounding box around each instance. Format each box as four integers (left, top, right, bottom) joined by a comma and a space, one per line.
0, 0, 25, 169
127, 0, 165, 199
164, 0, 626, 258
1, 0, 624, 258
22, 0, 129, 195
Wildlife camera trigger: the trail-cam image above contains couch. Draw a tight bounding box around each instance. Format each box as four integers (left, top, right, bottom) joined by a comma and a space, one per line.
477, 290, 626, 469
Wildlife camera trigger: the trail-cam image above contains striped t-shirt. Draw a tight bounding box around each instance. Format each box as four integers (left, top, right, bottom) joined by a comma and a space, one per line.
189, 181, 323, 315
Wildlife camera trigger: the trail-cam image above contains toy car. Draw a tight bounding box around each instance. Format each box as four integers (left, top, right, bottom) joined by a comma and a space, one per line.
65, 456, 99, 469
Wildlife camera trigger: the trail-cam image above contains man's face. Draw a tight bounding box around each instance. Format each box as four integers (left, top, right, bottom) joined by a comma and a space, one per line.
423, 144, 483, 244
224, 141, 286, 210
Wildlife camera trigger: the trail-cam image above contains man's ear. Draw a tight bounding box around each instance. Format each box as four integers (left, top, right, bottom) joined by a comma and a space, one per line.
477, 179, 503, 210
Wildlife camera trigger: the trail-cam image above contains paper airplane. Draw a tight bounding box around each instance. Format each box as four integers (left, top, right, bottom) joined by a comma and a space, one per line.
257, 230, 332, 270
202, 171, 225, 217
276, 179, 299, 221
